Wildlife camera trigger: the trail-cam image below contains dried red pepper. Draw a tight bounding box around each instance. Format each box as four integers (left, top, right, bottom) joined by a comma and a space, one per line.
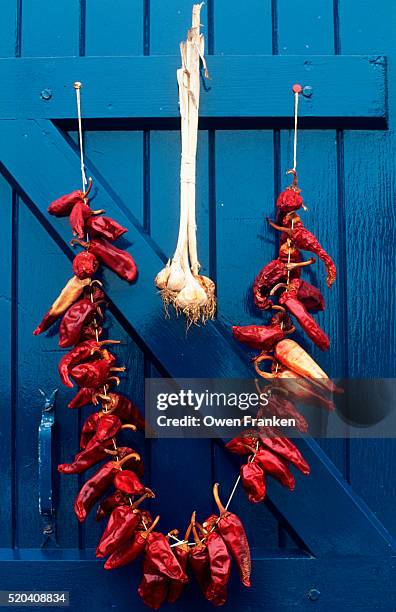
69, 354, 121, 388
74, 449, 139, 522
259, 392, 308, 433
297, 279, 324, 312
138, 565, 169, 610
86, 215, 128, 241
259, 434, 310, 475
209, 484, 251, 588
189, 514, 210, 594
72, 251, 99, 279
275, 279, 330, 351
58, 339, 118, 387
225, 434, 258, 455
104, 515, 160, 570
96, 498, 146, 558
69, 200, 92, 238
80, 412, 101, 449
33, 276, 91, 335
58, 437, 113, 474
96, 490, 128, 521
114, 470, 145, 495
267, 366, 336, 412
268, 217, 337, 288
232, 324, 284, 352
144, 532, 188, 582
276, 185, 303, 214
253, 448, 295, 490
58, 297, 103, 348
167, 522, 192, 604
240, 462, 266, 503
205, 529, 231, 605
96, 392, 146, 432
72, 238, 137, 283
68, 386, 96, 409
48, 188, 86, 217
252, 256, 314, 310
273, 339, 342, 394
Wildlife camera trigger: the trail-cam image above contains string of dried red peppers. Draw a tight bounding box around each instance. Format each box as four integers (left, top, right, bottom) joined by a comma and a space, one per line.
33, 176, 318, 610
231, 172, 342, 505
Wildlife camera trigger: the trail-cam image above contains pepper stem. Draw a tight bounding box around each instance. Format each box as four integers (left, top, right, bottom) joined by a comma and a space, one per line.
267, 218, 292, 234
144, 515, 160, 535
131, 490, 155, 510
191, 511, 201, 544
121, 423, 137, 432
115, 452, 140, 468
213, 483, 226, 515
253, 354, 275, 379
70, 238, 89, 249
83, 177, 93, 199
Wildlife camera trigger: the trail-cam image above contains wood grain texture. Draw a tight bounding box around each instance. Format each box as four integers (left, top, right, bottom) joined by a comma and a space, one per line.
0, 0, 394, 606
0, 56, 386, 121
85, 0, 143, 56
339, 0, 396, 541
0, 118, 392, 556
0, 553, 395, 611
21, 0, 80, 57
0, 177, 14, 547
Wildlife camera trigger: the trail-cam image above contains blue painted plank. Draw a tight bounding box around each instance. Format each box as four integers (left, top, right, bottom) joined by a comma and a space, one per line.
149, 131, 213, 529
0, 554, 395, 610
339, 0, 396, 539
277, 0, 335, 54
21, 0, 79, 57
77, 130, 146, 547
0, 118, 394, 555
277, 0, 348, 481
16, 202, 80, 548
0, 177, 14, 546
214, 0, 272, 54
85, 0, 143, 55
0, 56, 386, 121
150, 2, 208, 55
0, 0, 18, 57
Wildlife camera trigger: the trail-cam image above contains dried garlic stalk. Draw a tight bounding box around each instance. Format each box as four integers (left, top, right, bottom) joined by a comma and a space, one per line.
155, 3, 215, 325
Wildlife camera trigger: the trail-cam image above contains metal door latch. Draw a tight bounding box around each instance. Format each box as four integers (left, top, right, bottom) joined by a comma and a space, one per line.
38, 388, 58, 548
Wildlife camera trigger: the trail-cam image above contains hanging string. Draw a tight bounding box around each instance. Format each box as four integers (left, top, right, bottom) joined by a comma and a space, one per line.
73, 82, 121, 470
292, 86, 300, 172
73, 82, 88, 193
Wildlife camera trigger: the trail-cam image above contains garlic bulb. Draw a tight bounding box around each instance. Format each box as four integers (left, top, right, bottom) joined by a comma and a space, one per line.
166, 258, 186, 292
155, 260, 171, 290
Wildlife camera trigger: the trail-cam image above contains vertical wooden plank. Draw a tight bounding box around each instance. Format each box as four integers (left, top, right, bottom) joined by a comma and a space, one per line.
277, 0, 347, 476
149, 130, 213, 530
150, 2, 208, 55
0, 1, 18, 57
79, 130, 145, 546
213, 0, 279, 549
214, 130, 281, 548
339, 0, 396, 537
16, 0, 80, 548
213, 0, 272, 54
85, 0, 143, 55
16, 203, 79, 548
277, 0, 334, 54
148, 4, 213, 533
21, 0, 79, 57
0, 177, 14, 546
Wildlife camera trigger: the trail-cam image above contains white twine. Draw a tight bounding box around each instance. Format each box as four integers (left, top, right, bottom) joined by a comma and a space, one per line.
292, 90, 299, 172
74, 82, 88, 193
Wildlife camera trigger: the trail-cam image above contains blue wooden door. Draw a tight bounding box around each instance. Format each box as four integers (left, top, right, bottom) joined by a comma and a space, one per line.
0, 1, 395, 610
